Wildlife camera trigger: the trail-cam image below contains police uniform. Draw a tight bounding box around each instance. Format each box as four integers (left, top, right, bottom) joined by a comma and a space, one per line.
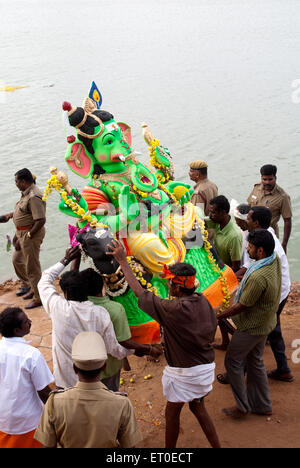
12, 183, 45, 303
247, 183, 292, 237
34, 332, 142, 449
189, 161, 218, 215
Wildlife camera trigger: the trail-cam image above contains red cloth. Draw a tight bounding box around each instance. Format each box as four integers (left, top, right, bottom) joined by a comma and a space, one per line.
160, 264, 196, 289
0, 429, 42, 448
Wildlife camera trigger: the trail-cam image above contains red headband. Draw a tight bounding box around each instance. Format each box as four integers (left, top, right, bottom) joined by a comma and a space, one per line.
160, 264, 196, 289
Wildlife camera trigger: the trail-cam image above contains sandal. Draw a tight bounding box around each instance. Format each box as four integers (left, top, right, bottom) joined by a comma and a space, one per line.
267, 369, 294, 382
217, 373, 229, 385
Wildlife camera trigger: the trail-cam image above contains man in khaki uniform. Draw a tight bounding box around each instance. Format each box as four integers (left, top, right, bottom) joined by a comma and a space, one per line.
247, 164, 292, 253
34, 332, 143, 448
3, 169, 46, 309
189, 160, 218, 215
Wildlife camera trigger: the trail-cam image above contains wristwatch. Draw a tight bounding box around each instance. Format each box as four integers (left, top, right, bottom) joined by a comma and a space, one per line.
61, 257, 70, 266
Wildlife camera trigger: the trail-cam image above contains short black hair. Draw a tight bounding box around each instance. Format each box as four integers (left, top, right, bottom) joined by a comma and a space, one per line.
80, 268, 104, 296
0, 307, 23, 337
198, 167, 207, 176
247, 229, 275, 257
59, 271, 88, 302
15, 168, 35, 184
73, 364, 103, 378
209, 195, 230, 214
237, 203, 251, 215
260, 164, 277, 176
169, 262, 197, 294
250, 206, 272, 229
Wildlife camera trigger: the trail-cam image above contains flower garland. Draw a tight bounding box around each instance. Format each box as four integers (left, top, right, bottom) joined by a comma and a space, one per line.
126, 256, 159, 296
42, 174, 107, 229
158, 182, 180, 206
196, 216, 231, 313
148, 139, 171, 184
131, 184, 149, 199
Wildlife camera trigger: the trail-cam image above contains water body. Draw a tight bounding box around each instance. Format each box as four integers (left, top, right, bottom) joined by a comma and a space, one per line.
0, 0, 299, 282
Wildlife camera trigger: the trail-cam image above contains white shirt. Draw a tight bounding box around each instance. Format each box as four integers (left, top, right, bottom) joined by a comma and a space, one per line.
243, 227, 291, 303
38, 262, 132, 389
0, 337, 54, 435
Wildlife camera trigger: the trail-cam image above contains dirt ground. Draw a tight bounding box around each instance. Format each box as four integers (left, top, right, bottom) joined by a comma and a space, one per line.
1, 280, 300, 449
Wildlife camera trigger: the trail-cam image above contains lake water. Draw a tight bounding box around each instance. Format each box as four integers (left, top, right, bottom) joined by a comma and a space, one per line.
0, 0, 299, 281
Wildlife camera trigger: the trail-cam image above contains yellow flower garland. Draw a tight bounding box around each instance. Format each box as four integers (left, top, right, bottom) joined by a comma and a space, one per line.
148, 139, 171, 184
42, 174, 107, 229
126, 256, 159, 296
196, 215, 231, 313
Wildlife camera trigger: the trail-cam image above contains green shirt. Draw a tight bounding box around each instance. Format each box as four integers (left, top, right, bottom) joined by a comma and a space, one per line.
233, 255, 282, 335
88, 295, 131, 379
205, 217, 243, 266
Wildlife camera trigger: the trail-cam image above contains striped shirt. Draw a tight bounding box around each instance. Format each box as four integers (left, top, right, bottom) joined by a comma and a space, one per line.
233, 255, 282, 335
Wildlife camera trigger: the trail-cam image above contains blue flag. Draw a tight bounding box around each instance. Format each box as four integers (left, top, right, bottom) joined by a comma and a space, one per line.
89, 81, 102, 109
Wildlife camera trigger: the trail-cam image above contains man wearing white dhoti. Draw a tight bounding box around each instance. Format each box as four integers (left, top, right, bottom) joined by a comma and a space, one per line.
106, 240, 221, 449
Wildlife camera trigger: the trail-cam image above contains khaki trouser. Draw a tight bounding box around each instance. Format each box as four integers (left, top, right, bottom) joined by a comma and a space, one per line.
12, 227, 45, 302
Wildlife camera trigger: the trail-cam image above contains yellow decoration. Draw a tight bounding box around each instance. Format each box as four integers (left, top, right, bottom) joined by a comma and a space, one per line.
42, 173, 108, 229
131, 184, 148, 199
126, 256, 159, 296
173, 186, 189, 200
196, 215, 231, 313
148, 138, 171, 183
157, 182, 179, 206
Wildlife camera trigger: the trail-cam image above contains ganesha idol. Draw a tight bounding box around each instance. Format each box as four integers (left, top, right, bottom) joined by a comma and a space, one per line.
46, 96, 238, 344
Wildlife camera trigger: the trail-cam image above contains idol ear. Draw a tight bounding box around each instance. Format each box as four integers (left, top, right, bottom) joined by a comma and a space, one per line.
65, 141, 94, 178
118, 122, 132, 147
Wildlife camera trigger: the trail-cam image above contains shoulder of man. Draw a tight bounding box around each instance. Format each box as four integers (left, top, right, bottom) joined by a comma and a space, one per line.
228, 218, 243, 237
249, 257, 279, 283
49, 387, 75, 398
207, 179, 218, 189
274, 184, 290, 197
251, 182, 262, 191
28, 184, 44, 200
47, 388, 76, 419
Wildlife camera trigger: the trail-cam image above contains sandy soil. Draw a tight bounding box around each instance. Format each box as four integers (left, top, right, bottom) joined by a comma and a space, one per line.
1, 280, 300, 449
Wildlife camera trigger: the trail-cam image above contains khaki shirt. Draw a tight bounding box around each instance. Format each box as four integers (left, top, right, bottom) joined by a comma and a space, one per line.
34, 381, 142, 448
13, 184, 45, 228
191, 179, 218, 216
247, 183, 292, 237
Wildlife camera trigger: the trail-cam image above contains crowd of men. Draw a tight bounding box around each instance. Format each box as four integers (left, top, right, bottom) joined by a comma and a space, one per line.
0, 162, 293, 448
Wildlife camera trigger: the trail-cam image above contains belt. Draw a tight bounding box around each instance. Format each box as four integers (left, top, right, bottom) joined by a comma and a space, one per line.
16, 225, 31, 231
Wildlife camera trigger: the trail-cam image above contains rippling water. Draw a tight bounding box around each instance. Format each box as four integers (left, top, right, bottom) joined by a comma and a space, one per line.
0, 0, 299, 281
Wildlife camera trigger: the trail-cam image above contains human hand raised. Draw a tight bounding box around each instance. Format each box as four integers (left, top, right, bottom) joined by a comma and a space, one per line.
64, 245, 81, 261
106, 239, 127, 264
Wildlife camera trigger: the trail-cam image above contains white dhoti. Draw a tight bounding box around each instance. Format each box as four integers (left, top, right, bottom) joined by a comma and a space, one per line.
162, 363, 216, 403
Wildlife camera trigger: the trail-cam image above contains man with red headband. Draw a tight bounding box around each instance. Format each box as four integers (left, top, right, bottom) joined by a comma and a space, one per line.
107, 240, 220, 449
